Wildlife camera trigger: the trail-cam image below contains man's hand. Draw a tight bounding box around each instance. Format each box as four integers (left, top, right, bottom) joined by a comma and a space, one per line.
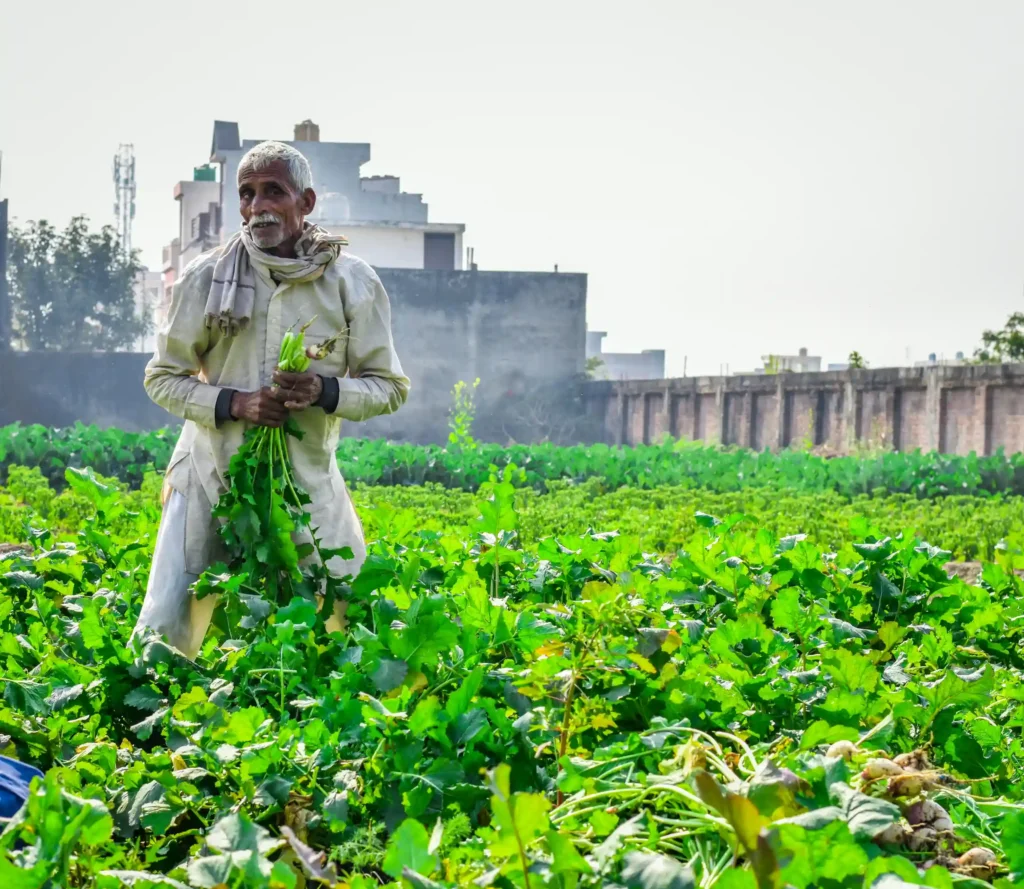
230, 388, 289, 427
272, 370, 323, 411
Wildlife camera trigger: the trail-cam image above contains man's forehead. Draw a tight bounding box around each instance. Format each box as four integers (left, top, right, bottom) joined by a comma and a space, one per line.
238, 161, 294, 189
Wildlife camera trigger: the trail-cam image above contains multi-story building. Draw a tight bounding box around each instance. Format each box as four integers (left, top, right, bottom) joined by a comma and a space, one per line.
161, 119, 466, 282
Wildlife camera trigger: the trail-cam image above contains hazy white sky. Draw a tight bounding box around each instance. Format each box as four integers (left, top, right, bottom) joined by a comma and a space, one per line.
2, 0, 1023, 375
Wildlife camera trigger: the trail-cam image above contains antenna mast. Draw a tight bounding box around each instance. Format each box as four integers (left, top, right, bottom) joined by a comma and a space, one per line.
112, 144, 136, 255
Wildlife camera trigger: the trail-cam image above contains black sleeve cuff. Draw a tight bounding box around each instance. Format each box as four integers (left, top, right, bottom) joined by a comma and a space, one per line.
315, 376, 340, 414
215, 388, 237, 427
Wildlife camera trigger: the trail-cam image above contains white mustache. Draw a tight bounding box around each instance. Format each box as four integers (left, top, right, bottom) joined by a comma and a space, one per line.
250, 213, 281, 226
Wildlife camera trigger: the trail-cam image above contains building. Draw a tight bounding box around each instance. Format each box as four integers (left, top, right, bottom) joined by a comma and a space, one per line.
173, 170, 220, 275
133, 268, 163, 353
586, 330, 665, 381
159, 119, 466, 274
759, 348, 822, 374
161, 238, 180, 317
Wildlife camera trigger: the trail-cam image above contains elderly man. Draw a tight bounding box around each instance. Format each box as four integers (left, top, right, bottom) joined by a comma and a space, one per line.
135, 140, 409, 658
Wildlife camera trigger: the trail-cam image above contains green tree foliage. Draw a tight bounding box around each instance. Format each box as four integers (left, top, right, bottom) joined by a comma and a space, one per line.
975, 311, 1024, 363
848, 351, 866, 369
585, 355, 606, 379
7, 216, 147, 351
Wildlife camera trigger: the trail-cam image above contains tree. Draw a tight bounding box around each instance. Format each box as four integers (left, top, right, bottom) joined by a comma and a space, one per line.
848, 351, 866, 369
974, 312, 1024, 363
7, 216, 147, 351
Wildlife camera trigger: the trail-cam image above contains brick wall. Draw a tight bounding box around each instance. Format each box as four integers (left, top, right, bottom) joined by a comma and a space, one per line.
583, 364, 1024, 455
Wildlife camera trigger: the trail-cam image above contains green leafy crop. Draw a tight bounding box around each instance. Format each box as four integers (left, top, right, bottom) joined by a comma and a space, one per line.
0, 448, 1022, 886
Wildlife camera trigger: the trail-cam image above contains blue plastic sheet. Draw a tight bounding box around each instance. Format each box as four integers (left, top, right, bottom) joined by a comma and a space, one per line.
0, 755, 43, 818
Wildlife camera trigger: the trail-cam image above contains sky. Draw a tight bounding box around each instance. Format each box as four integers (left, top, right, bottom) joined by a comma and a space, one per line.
2, 0, 1024, 376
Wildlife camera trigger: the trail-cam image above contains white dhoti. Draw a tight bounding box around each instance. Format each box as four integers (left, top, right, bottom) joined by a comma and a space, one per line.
132, 490, 349, 661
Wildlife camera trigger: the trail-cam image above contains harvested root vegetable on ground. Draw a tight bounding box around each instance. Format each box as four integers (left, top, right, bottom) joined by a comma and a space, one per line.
826, 740, 860, 760
904, 799, 954, 833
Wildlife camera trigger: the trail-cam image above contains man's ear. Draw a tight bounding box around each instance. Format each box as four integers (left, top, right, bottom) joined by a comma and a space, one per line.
300, 188, 317, 217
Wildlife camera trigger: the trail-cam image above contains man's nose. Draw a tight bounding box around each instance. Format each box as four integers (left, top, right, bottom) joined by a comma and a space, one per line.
251, 193, 269, 214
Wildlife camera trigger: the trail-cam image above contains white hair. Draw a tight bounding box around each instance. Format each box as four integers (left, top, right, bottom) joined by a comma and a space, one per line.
237, 141, 313, 192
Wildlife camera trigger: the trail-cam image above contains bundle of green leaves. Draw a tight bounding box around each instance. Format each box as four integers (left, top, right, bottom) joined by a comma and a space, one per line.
200, 318, 349, 634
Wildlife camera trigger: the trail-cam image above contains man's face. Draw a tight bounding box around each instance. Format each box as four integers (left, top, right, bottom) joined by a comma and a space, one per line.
238, 160, 316, 254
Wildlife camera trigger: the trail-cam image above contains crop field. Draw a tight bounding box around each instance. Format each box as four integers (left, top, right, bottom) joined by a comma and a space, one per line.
0, 423, 1022, 888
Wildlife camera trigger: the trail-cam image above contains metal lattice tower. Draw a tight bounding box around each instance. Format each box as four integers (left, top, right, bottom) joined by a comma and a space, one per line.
112, 144, 136, 255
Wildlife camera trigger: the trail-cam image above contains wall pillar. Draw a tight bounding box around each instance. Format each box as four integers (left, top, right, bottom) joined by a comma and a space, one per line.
844, 379, 857, 452
716, 382, 727, 445
776, 376, 787, 449
616, 392, 628, 446
925, 367, 941, 452
978, 384, 991, 455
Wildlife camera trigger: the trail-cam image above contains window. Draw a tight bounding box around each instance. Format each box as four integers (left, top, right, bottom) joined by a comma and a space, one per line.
424, 233, 455, 270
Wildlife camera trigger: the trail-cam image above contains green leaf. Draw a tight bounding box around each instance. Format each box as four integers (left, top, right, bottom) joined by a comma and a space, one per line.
124, 687, 166, 711
823, 649, 879, 693
409, 696, 444, 737
488, 763, 551, 860
515, 613, 561, 652
922, 866, 955, 889
276, 597, 317, 629
919, 667, 995, 722
205, 812, 284, 856
714, 871, 758, 889
621, 851, 696, 889
222, 707, 266, 745
693, 771, 765, 853
372, 658, 409, 693
770, 587, 819, 638
5, 679, 48, 716
776, 821, 868, 889
1003, 810, 1024, 873
78, 603, 107, 650
453, 708, 488, 745
863, 854, 922, 887
828, 782, 899, 840
45, 683, 84, 711
967, 717, 1002, 750
548, 830, 592, 875
382, 818, 438, 879
445, 665, 484, 719
800, 720, 859, 751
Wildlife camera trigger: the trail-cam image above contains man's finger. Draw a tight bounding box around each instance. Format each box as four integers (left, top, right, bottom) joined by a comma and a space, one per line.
269, 387, 295, 404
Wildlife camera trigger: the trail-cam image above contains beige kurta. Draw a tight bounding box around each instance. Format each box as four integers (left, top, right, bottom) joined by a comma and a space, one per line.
144, 246, 410, 578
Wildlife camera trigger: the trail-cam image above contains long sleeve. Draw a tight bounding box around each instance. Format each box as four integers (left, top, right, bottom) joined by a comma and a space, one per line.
144, 266, 227, 428
329, 265, 410, 421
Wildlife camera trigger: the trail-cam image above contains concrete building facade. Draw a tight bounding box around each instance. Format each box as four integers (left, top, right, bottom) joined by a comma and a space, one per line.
586, 330, 666, 381
2, 269, 589, 444
202, 120, 466, 271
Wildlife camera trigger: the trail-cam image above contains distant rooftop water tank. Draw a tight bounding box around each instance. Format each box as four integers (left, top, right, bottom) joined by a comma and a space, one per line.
193, 165, 215, 182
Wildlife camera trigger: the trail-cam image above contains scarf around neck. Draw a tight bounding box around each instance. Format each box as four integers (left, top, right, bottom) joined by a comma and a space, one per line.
204, 222, 348, 336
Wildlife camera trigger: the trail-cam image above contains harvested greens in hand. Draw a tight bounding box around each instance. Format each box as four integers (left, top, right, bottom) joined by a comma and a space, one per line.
200, 318, 351, 632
